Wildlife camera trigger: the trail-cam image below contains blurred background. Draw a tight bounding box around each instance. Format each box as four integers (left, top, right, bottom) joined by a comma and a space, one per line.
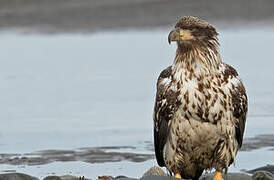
0, 0, 274, 179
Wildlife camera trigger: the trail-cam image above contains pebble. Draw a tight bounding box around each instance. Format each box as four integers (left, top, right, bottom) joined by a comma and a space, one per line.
0, 166, 273, 180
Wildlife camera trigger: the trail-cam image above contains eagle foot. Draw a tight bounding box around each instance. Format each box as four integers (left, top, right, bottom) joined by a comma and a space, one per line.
174, 173, 182, 179
213, 172, 223, 180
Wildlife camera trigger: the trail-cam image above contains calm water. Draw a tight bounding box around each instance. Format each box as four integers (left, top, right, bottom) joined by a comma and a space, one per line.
0, 28, 274, 178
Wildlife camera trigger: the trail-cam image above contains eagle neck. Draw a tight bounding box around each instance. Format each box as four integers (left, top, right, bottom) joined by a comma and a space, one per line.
171, 45, 222, 84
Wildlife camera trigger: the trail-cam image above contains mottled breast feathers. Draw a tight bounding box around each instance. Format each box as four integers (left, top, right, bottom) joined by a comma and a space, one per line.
153, 64, 248, 167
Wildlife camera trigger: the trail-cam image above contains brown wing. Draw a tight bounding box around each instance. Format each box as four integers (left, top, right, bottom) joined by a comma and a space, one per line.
153, 66, 181, 166
232, 80, 248, 148
224, 64, 248, 148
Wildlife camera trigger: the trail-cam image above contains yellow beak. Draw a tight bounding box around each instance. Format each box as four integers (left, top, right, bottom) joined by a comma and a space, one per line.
168, 28, 194, 44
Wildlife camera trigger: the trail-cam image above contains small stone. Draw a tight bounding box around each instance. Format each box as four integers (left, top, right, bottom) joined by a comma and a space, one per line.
59, 175, 81, 180
98, 176, 115, 180
43, 175, 83, 180
200, 173, 252, 180
0, 173, 39, 180
141, 166, 167, 178
141, 175, 175, 180
248, 165, 274, 174
252, 171, 274, 180
43, 176, 62, 180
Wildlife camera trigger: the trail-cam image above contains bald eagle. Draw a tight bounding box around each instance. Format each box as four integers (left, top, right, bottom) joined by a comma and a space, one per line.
153, 16, 248, 180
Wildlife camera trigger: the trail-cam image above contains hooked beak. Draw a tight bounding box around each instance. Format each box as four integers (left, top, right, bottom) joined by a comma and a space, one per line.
168, 28, 194, 44
168, 28, 180, 44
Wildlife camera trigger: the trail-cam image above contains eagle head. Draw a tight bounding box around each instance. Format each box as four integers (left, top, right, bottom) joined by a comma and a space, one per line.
168, 16, 218, 49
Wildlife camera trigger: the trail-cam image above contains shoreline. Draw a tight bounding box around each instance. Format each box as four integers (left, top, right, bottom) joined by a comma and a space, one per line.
0, 134, 273, 166
0, 0, 274, 33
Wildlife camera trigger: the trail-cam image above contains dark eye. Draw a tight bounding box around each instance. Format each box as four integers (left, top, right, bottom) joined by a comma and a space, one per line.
192, 29, 204, 37
193, 27, 215, 37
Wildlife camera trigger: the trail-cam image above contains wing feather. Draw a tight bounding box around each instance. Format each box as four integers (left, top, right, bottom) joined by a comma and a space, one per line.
232, 80, 248, 148
224, 64, 248, 148
153, 66, 180, 166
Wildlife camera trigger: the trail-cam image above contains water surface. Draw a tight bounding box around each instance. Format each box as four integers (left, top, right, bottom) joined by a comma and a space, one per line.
0, 29, 273, 178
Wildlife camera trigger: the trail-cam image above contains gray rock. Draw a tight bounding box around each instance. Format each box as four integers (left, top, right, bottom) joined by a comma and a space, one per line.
252, 171, 274, 180
141, 166, 167, 178
141, 173, 253, 180
43, 176, 62, 180
59, 175, 82, 180
140, 166, 254, 180
248, 165, 274, 175
43, 175, 91, 180
98, 176, 137, 180
200, 173, 252, 180
141, 175, 176, 180
0, 173, 38, 180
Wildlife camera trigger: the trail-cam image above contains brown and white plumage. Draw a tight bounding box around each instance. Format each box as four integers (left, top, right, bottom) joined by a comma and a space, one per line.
153, 16, 248, 180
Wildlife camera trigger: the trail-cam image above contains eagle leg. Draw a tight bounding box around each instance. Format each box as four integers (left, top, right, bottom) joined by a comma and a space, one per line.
174, 173, 182, 179
213, 171, 224, 180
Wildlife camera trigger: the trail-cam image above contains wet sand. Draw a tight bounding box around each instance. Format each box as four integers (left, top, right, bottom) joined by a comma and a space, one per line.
1, 135, 274, 179
0, 134, 273, 166
1, 0, 274, 33
0, 146, 153, 166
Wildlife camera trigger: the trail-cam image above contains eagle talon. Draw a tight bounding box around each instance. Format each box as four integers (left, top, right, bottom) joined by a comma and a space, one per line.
174, 173, 182, 179
213, 172, 224, 180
